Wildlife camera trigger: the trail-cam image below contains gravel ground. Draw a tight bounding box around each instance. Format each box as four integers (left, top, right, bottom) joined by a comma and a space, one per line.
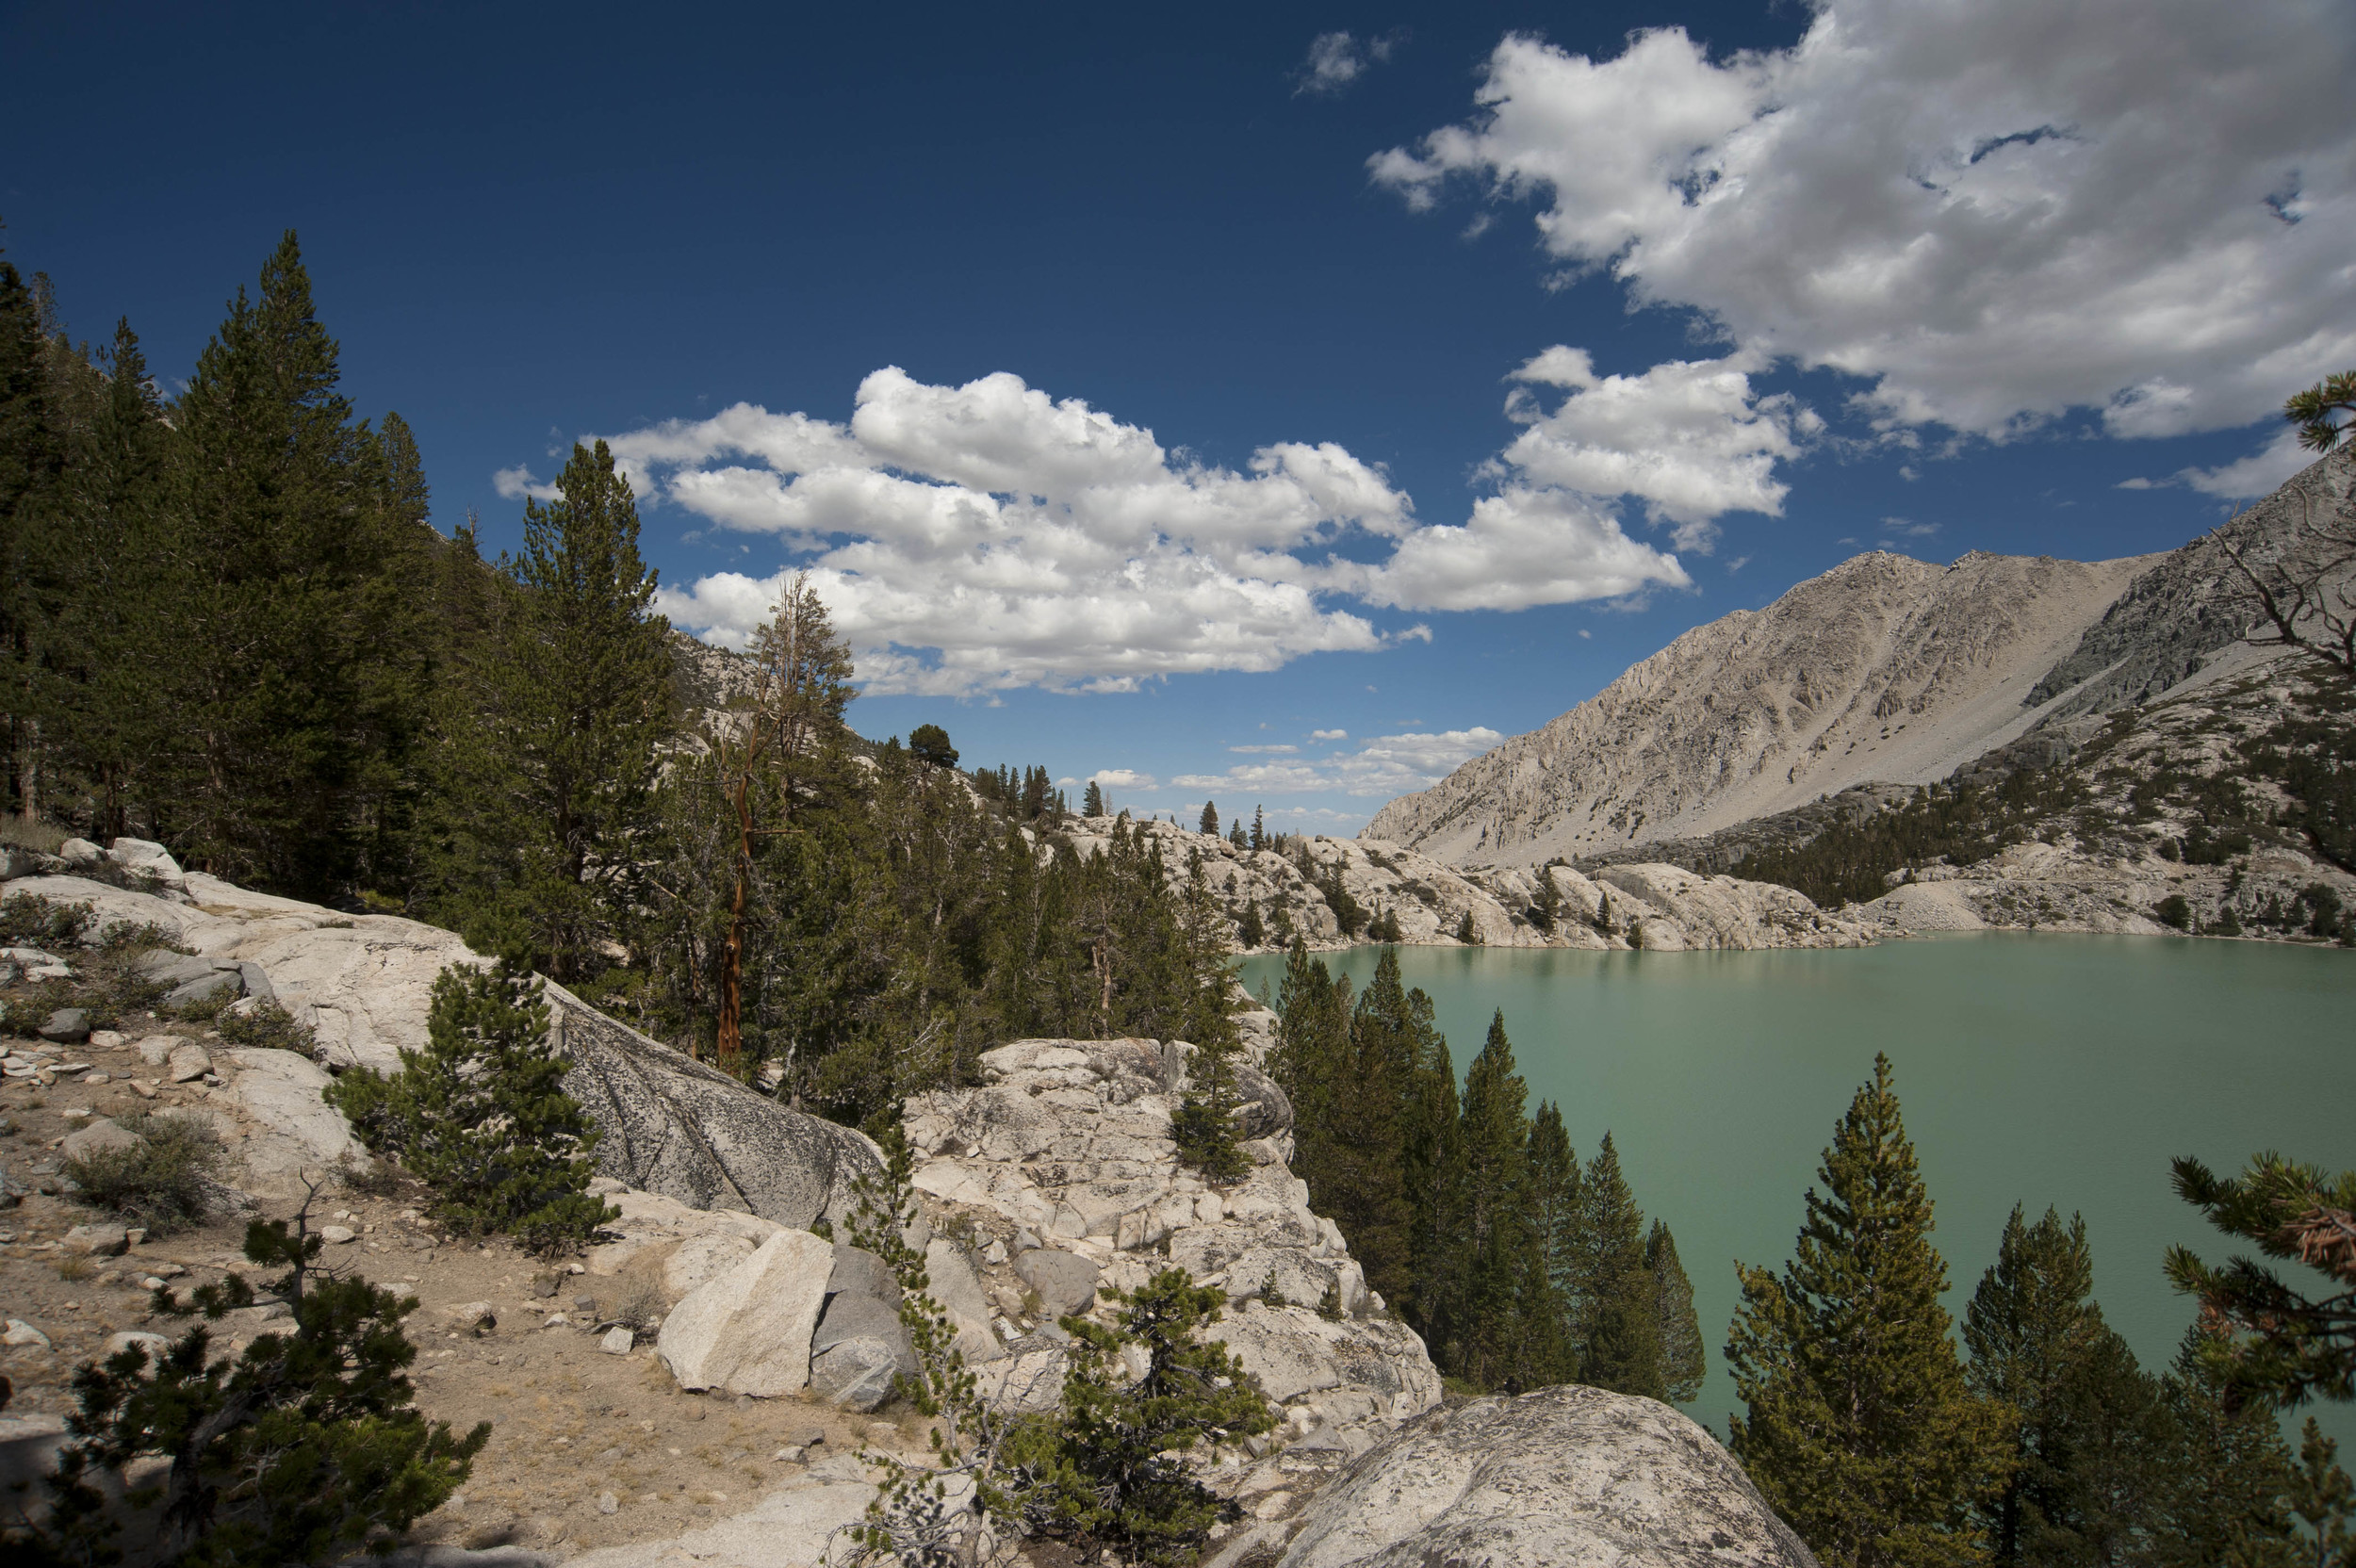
0, 1016, 909, 1560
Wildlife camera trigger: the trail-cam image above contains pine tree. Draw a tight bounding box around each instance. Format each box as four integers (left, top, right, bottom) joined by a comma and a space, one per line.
2154, 1327, 2299, 1568
1533, 867, 1562, 936
57, 318, 171, 841
0, 253, 70, 825
1646, 1219, 1706, 1403
1524, 1101, 1585, 1385
327, 959, 616, 1251
1452, 1010, 1532, 1390
2286, 1418, 2355, 1568
1579, 1132, 1664, 1398
908, 722, 957, 769
1399, 1025, 1464, 1353
1250, 805, 1266, 851
1331, 947, 1420, 1298
1965, 1206, 2168, 1564
155, 232, 429, 895
1199, 799, 1218, 836
1171, 857, 1248, 1182
27, 1205, 487, 1566
1455, 908, 1478, 944
1727, 1054, 2007, 1568
1084, 778, 1106, 817
427, 439, 673, 977
1023, 1270, 1276, 1567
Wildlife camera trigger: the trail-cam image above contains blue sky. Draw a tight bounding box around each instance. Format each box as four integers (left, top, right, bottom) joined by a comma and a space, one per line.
9, 0, 2351, 833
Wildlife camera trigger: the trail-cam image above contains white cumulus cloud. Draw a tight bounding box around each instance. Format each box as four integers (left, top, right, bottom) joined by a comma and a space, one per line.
2179, 429, 2317, 498
1173, 726, 1503, 798
1373, 1, 2356, 449
1497, 347, 1820, 549
1296, 30, 1401, 97
492, 465, 560, 502
593, 367, 1692, 693
1338, 487, 1692, 612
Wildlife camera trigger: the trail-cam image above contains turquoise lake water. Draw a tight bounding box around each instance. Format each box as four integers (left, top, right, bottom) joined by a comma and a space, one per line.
1235, 934, 2356, 1444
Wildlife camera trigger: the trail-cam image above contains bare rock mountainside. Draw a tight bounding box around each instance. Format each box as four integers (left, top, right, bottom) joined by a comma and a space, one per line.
1072, 815, 1869, 955
1365, 459, 2355, 941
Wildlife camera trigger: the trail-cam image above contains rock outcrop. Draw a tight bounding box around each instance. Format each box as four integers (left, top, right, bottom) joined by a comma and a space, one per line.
901, 1036, 1443, 1463
1068, 816, 1870, 954
2025, 457, 2351, 720
0, 854, 881, 1228
1277, 1384, 1819, 1568
655, 1229, 837, 1397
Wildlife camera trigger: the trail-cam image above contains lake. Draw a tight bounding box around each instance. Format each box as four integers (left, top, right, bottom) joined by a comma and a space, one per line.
1235, 933, 2356, 1446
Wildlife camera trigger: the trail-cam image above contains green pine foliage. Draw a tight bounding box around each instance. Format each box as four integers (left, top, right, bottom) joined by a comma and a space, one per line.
1270, 944, 1693, 1400
2151, 1328, 2302, 1568
155, 235, 433, 895
1964, 1206, 2172, 1565
327, 959, 615, 1252
1170, 854, 1250, 1183
22, 1206, 485, 1566
1524, 1102, 1585, 1380
1727, 1053, 2008, 1568
1646, 1219, 1706, 1404
2, 233, 432, 897
423, 439, 673, 979
1579, 1132, 1665, 1399
1020, 1269, 1276, 1567
2287, 1418, 2356, 1568
1450, 1010, 1533, 1390
2166, 1152, 2356, 1410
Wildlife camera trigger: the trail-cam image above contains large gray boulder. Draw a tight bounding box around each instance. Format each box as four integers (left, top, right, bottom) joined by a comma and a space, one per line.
656, 1229, 834, 1396
810, 1244, 916, 1411
1014, 1246, 1101, 1318
544, 985, 882, 1232
1279, 1384, 1818, 1568
220, 1048, 364, 1181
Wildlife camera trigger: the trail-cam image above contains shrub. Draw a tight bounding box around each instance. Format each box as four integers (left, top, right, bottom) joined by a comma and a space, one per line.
62, 1111, 223, 1233
20, 1203, 487, 1566
325, 959, 614, 1254
0, 816, 71, 856
2302, 883, 2345, 939
217, 1001, 318, 1055
2155, 894, 2192, 931
0, 892, 90, 947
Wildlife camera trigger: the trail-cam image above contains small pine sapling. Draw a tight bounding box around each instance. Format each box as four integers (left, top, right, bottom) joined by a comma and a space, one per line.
1171, 1035, 1250, 1185
325, 958, 615, 1253
840, 1134, 1051, 1568
1021, 1269, 1275, 1567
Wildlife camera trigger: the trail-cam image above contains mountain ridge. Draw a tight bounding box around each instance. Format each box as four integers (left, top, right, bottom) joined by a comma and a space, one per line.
1364, 458, 2354, 869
